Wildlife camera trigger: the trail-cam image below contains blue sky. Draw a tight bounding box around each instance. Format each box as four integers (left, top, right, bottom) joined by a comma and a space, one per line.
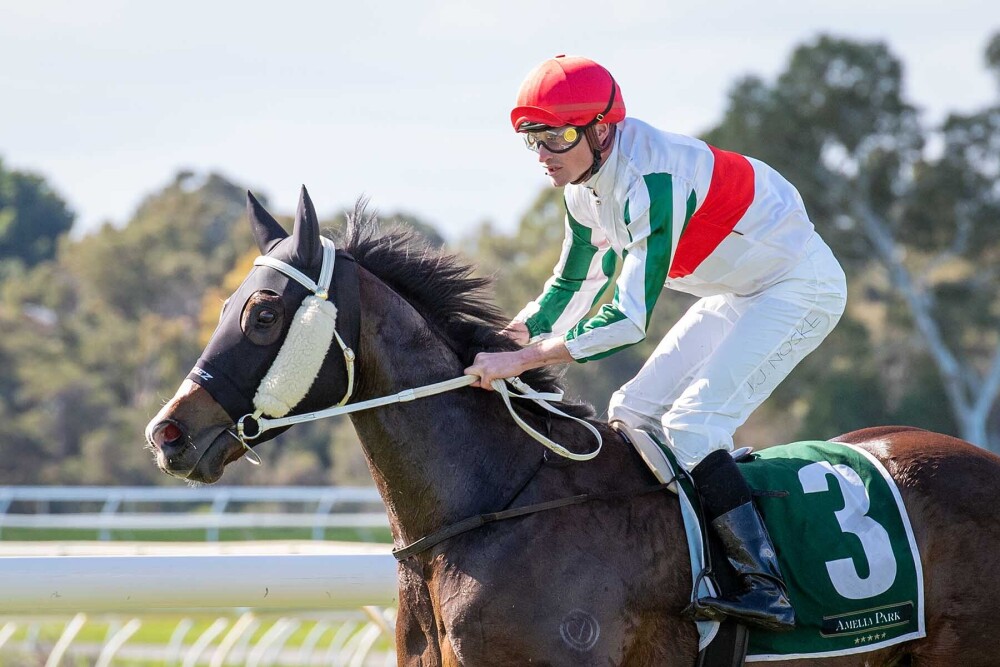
1, 0, 995, 241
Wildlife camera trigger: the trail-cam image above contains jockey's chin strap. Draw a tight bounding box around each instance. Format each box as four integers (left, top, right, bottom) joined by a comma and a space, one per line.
232, 238, 602, 464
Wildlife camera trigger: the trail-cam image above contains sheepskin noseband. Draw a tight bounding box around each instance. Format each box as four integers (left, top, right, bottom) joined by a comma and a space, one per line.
254, 293, 339, 417
251, 237, 355, 418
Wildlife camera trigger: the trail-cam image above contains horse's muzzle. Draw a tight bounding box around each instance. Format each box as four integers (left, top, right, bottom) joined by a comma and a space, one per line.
147, 419, 186, 455
145, 379, 242, 482
146, 418, 198, 478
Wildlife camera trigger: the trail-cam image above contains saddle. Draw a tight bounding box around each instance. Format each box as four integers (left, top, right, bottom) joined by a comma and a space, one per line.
615, 422, 754, 485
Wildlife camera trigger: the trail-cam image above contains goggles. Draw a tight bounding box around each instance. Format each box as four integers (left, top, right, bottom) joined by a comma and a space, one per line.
522, 126, 585, 154
518, 80, 618, 155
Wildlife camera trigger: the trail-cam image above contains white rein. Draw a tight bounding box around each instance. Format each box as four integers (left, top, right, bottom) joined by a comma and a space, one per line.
232, 239, 603, 464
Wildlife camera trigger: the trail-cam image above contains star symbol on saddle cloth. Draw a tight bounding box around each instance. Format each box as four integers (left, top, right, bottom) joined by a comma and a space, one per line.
854, 633, 888, 645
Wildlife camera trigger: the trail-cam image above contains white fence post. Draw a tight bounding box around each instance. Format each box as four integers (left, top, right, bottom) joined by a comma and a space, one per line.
95, 617, 141, 667
44, 612, 87, 667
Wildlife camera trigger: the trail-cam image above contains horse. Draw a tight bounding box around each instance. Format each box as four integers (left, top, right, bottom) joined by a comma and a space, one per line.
146, 187, 1000, 666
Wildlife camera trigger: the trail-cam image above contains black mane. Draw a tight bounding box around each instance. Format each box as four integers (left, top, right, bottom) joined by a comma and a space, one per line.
338, 202, 593, 418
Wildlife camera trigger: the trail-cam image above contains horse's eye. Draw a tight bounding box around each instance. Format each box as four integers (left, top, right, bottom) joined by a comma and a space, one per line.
257, 309, 276, 326
241, 291, 284, 345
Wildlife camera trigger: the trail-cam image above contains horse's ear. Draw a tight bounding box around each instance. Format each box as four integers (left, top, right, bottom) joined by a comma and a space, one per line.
247, 191, 287, 254
292, 185, 323, 268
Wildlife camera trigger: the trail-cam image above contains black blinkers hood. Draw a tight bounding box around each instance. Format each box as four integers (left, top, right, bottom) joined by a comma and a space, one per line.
185, 247, 361, 447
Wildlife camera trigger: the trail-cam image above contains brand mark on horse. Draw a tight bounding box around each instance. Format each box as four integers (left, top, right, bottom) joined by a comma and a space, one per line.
559, 609, 600, 651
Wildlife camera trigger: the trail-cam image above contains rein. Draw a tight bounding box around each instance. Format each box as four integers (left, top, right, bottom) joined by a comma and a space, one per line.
237, 374, 603, 461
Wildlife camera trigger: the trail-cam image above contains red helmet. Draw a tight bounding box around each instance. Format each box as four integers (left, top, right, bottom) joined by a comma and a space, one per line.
511, 55, 626, 131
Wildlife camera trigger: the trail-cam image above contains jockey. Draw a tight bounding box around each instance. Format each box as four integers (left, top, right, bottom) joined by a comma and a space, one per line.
465, 55, 847, 632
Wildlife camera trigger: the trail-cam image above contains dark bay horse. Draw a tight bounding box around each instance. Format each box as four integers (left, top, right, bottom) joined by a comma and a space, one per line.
146, 187, 1000, 666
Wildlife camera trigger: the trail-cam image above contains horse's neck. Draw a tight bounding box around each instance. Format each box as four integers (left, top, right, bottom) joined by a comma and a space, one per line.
349, 274, 539, 545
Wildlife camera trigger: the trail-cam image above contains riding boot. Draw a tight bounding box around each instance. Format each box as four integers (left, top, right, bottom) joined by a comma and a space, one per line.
686, 449, 796, 632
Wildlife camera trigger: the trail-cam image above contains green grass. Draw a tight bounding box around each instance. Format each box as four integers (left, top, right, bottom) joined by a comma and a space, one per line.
2, 612, 396, 663
7, 613, 356, 644
6, 612, 389, 644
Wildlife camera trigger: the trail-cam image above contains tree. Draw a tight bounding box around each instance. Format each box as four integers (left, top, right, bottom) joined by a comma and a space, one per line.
706, 33, 1000, 451
0, 158, 74, 271
987, 32, 1000, 86
0, 171, 260, 484
62, 171, 252, 321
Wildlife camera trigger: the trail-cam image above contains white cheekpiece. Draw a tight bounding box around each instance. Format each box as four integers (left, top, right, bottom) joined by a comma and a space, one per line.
253, 294, 338, 418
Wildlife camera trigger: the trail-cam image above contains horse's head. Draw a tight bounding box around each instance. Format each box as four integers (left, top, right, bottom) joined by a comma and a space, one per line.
145, 187, 359, 483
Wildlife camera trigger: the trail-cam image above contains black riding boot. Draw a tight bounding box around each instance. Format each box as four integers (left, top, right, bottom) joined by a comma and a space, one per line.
687, 450, 796, 632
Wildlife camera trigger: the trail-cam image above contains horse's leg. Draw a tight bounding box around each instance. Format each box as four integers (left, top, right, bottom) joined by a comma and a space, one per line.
396, 561, 444, 666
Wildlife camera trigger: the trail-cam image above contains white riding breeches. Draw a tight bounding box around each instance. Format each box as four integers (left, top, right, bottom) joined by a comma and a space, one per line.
608, 234, 846, 471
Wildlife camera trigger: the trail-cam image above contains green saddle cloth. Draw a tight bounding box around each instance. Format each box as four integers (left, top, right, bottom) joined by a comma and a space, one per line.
735, 441, 926, 660
649, 436, 926, 660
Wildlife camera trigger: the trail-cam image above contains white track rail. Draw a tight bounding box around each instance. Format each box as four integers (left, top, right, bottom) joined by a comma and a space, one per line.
0, 553, 398, 613
0, 485, 388, 540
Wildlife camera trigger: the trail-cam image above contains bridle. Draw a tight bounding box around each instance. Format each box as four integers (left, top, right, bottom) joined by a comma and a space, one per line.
231, 237, 604, 464
233, 237, 355, 446
253, 239, 356, 407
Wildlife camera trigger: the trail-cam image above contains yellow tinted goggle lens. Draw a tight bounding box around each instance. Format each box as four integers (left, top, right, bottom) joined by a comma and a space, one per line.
559, 127, 578, 144
523, 126, 582, 153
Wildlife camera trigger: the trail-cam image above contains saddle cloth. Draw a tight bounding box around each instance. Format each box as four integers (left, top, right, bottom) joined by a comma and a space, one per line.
620, 427, 926, 661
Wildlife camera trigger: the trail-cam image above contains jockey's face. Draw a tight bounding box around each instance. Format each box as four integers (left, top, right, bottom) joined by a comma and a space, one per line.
533, 124, 610, 187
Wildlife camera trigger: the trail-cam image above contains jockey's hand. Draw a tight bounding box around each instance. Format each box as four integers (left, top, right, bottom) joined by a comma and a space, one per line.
500, 321, 530, 345
465, 351, 527, 391
465, 338, 573, 391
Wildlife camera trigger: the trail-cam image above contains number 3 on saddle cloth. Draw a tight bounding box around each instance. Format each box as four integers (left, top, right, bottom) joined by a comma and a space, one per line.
621, 427, 926, 662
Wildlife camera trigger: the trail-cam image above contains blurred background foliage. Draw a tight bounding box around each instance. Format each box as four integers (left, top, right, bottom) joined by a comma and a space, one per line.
1, 32, 998, 486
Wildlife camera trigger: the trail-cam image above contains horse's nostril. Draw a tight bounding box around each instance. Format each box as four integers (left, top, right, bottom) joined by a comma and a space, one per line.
152, 420, 187, 452
162, 422, 182, 443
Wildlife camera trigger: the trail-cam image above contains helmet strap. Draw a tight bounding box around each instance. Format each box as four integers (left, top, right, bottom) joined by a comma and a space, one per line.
571, 124, 616, 185
586, 125, 602, 176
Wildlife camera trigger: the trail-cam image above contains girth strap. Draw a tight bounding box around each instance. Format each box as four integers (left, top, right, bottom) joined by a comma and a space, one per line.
392, 480, 675, 561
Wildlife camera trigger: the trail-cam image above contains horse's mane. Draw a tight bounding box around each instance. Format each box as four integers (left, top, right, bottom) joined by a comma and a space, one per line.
338, 201, 594, 419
